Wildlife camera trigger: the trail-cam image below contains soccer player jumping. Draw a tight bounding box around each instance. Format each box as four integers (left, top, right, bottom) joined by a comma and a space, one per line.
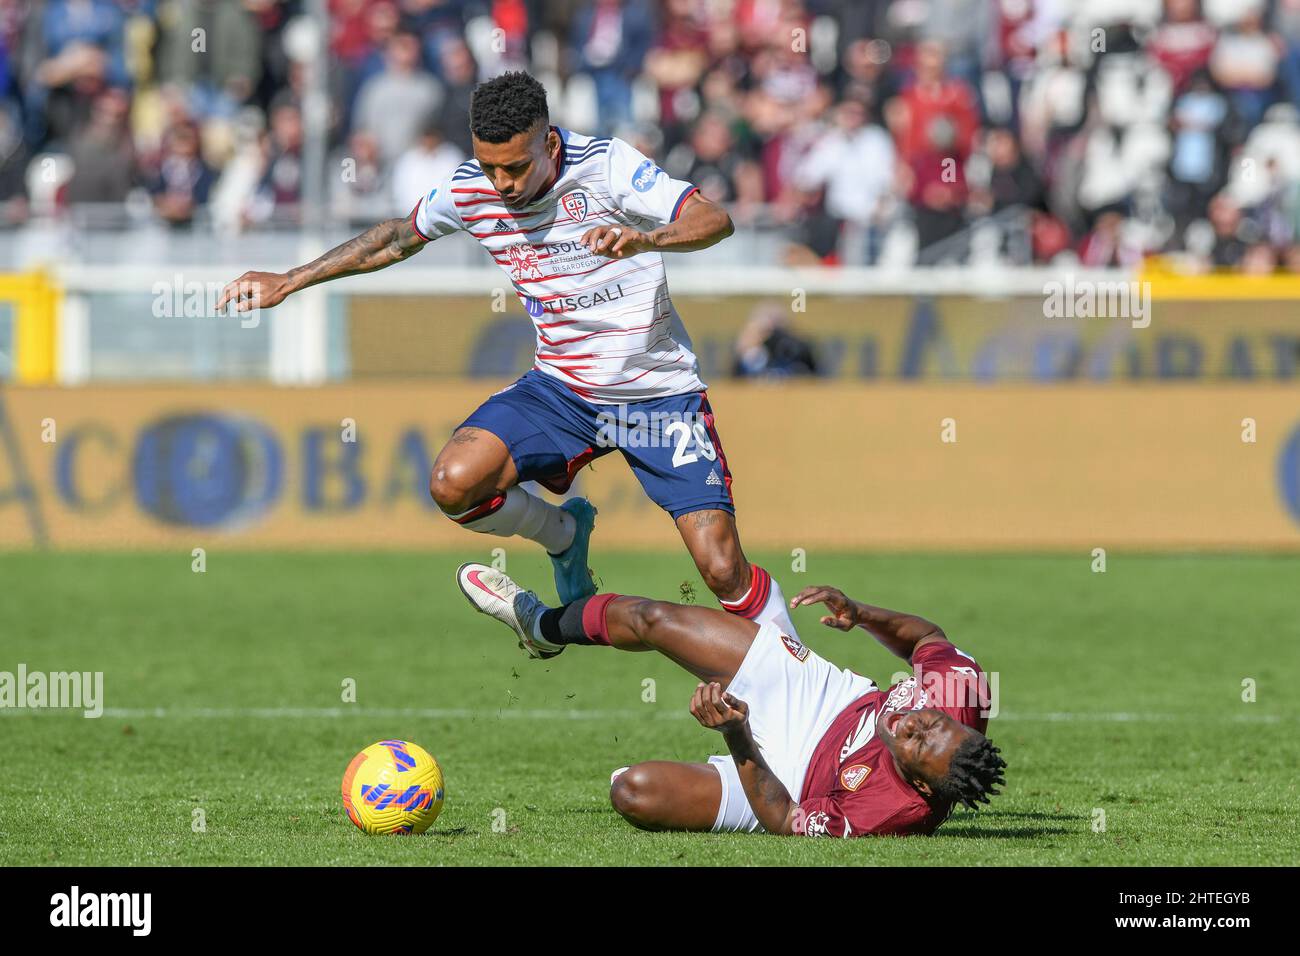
218, 71, 795, 633
457, 563, 1005, 838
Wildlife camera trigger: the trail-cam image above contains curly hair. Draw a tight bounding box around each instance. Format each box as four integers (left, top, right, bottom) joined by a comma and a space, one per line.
469, 71, 549, 143
933, 734, 1006, 810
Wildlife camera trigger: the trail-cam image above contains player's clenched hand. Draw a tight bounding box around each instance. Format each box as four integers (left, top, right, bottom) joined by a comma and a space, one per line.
217, 271, 294, 313
790, 586, 859, 631
581, 225, 651, 259
689, 682, 749, 732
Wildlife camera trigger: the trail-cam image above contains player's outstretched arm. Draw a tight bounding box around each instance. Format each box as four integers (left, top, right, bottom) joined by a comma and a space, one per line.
691, 682, 800, 836
789, 586, 946, 662
217, 215, 429, 313
581, 193, 734, 259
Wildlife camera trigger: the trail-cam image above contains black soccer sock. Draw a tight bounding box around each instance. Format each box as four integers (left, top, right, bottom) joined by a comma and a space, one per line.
538, 596, 599, 646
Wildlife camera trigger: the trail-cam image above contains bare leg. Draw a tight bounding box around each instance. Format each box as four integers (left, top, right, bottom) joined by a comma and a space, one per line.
610, 762, 721, 832
675, 509, 750, 602
458, 567, 760, 830
597, 600, 754, 829
432, 427, 581, 559
600, 596, 758, 686
428, 427, 518, 513
676, 508, 796, 634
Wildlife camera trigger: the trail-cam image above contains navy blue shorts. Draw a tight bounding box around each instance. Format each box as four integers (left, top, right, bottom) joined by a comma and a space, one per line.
459, 369, 735, 520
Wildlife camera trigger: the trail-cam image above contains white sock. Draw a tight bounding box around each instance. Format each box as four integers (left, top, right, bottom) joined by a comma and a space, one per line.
719, 564, 799, 638
449, 486, 576, 554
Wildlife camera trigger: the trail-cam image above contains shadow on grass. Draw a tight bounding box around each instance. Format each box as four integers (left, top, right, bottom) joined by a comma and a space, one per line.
935, 826, 1073, 839
423, 827, 471, 837
935, 809, 1079, 839
964, 809, 1087, 821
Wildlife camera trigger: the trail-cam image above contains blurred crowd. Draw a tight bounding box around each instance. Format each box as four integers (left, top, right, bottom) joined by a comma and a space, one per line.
2, 0, 1300, 271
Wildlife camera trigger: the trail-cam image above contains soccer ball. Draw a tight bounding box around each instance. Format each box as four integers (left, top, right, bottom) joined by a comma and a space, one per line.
342, 739, 445, 835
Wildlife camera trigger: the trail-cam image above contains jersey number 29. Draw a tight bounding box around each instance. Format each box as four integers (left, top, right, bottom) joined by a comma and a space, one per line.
666, 420, 717, 468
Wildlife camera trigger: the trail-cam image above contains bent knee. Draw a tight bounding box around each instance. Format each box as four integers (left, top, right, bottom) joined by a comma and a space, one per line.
609, 764, 666, 830
428, 457, 488, 514
697, 556, 748, 600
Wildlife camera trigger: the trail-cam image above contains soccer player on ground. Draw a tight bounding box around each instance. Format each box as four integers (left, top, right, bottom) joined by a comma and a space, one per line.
218, 71, 795, 632
456, 563, 1006, 837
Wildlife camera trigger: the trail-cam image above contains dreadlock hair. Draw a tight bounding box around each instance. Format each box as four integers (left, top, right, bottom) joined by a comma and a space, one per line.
469, 71, 549, 143
933, 733, 1006, 810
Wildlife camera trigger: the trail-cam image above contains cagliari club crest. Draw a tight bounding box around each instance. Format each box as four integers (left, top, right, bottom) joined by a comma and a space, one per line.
561, 191, 588, 222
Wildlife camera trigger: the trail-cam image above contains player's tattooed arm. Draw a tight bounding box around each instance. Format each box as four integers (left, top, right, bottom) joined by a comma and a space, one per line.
690, 682, 799, 836
789, 586, 946, 662
289, 215, 430, 288
217, 216, 429, 312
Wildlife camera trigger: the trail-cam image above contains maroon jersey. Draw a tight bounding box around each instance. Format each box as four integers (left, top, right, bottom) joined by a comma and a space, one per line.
794, 640, 989, 838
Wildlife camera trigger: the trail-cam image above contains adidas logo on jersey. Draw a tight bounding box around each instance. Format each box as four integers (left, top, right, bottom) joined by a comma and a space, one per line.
706, 470, 723, 487
493, 220, 511, 232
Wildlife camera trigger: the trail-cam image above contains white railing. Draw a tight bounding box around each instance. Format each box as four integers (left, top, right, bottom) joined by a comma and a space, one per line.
54, 262, 1132, 297
49, 261, 1132, 386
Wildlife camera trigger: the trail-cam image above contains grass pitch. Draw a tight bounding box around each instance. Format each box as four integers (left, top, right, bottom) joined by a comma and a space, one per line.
1, 550, 1296, 866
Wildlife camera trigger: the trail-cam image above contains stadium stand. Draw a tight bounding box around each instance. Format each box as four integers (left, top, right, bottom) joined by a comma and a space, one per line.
0, 0, 1296, 270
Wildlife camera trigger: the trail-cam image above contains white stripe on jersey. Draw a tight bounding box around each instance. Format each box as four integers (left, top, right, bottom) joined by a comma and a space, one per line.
414, 126, 706, 402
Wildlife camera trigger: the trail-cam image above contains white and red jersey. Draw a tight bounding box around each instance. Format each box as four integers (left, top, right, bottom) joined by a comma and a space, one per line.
794, 641, 991, 838
411, 126, 706, 403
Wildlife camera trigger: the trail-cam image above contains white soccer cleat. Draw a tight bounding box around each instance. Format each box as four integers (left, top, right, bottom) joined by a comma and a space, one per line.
455, 563, 563, 660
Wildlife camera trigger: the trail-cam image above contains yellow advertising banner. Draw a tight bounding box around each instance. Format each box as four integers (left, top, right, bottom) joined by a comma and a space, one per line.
2, 383, 1299, 551
347, 293, 1300, 382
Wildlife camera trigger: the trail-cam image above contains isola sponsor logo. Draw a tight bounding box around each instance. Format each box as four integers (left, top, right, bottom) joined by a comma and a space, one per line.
536, 238, 595, 255
535, 283, 628, 315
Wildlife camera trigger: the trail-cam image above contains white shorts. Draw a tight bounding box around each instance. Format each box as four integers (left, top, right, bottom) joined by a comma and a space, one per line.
708, 622, 876, 833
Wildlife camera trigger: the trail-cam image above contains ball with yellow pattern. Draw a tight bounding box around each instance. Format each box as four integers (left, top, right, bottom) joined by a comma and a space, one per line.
342, 739, 445, 835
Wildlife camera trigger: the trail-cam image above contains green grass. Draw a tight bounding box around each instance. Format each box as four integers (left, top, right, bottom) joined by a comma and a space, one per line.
0, 550, 1296, 865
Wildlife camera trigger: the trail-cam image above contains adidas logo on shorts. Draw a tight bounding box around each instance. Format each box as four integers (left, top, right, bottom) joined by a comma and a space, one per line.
706, 470, 723, 487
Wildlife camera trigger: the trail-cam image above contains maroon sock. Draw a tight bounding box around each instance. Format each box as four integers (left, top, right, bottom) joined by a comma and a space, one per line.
580, 593, 618, 646
538, 593, 619, 646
